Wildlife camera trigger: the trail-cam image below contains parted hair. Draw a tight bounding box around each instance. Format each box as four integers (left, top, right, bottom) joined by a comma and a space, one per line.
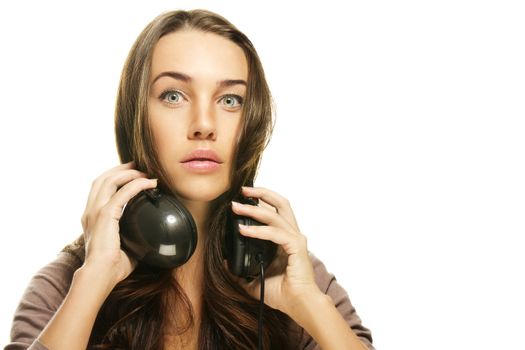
61, 8, 299, 350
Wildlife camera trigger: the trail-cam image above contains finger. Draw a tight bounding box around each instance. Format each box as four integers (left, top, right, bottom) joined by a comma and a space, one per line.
86, 162, 139, 211
231, 200, 293, 231
92, 169, 149, 213
88, 178, 157, 251
83, 167, 148, 230
238, 224, 303, 254
241, 186, 299, 230
257, 198, 277, 213
241, 186, 287, 212
90, 177, 158, 243
86, 161, 135, 211
104, 177, 158, 222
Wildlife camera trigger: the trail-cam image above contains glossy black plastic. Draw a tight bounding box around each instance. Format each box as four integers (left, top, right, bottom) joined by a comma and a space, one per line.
224, 197, 278, 279
119, 188, 197, 269
119, 187, 277, 279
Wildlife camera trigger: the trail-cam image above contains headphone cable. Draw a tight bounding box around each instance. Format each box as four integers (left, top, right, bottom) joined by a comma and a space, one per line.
257, 253, 265, 350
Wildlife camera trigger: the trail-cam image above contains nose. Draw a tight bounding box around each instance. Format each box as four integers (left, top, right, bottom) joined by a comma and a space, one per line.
187, 102, 216, 140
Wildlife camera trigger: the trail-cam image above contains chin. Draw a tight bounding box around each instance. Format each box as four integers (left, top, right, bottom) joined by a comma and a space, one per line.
171, 178, 230, 203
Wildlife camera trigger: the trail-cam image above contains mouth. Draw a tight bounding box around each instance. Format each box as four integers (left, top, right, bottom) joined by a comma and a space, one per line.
180, 149, 223, 172
183, 157, 218, 162
180, 149, 223, 164
181, 159, 221, 171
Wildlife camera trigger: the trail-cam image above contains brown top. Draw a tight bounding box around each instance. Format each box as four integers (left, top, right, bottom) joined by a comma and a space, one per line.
4, 251, 374, 350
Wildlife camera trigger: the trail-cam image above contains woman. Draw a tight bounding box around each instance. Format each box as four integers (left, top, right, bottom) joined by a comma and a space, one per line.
6, 9, 374, 350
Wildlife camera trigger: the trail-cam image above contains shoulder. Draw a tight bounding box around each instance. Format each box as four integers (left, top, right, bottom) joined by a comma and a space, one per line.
6, 251, 82, 349
26, 251, 81, 301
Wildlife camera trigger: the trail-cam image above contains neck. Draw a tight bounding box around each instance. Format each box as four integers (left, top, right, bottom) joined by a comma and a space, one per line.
179, 198, 211, 237
171, 197, 211, 283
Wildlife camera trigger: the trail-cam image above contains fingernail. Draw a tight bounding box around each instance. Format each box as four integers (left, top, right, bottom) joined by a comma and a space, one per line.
231, 201, 241, 207
238, 223, 249, 230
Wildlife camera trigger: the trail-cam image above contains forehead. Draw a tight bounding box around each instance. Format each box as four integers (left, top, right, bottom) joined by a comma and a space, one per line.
150, 30, 248, 85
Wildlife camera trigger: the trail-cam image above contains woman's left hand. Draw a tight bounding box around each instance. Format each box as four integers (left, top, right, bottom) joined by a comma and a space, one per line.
229, 186, 322, 316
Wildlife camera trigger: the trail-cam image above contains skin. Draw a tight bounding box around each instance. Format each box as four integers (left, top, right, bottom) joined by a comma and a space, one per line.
147, 29, 248, 346
147, 29, 369, 349
37, 29, 369, 350
148, 29, 247, 233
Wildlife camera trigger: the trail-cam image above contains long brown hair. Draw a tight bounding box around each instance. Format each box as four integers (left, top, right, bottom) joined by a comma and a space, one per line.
62, 8, 300, 349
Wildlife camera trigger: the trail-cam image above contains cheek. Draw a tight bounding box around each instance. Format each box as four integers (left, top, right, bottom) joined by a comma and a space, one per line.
226, 116, 243, 148
148, 111, 186, 161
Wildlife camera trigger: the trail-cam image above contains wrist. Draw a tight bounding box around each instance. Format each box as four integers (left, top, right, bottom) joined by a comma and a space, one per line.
285, 290, 369, 350
284, 287, 331, 322
74, 261, 119, 298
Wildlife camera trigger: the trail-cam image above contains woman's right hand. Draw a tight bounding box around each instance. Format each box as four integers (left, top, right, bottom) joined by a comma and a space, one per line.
80, 161, 158, 287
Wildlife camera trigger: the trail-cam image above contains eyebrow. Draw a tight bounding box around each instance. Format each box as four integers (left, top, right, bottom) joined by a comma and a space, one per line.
151, 71, 247, 88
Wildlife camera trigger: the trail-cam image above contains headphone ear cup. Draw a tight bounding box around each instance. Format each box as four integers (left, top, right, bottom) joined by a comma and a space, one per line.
224, 196, 278, 279
119, 189, 198, 269
223, 196, 255, 262
223, 205, 242, 275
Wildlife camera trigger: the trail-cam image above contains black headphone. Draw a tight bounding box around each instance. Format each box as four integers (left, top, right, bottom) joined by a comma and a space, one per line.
118, 187, 277, 280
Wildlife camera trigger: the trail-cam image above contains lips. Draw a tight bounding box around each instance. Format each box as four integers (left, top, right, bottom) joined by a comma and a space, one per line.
181, 149, 223, 164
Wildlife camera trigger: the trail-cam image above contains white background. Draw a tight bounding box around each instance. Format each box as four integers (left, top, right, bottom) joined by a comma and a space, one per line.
1, 1, 524, 349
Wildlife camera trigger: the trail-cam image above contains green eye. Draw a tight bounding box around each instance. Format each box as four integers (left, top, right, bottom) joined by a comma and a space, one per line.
160, 90, 182, 104
221, 95, 244, 108
158, 89, 244, 108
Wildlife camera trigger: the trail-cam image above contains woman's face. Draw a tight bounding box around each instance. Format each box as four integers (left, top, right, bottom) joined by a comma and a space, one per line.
148, 29, 248, 202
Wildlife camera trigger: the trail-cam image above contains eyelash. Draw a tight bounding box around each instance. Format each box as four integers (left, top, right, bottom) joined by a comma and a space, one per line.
158, 89, 244, 108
